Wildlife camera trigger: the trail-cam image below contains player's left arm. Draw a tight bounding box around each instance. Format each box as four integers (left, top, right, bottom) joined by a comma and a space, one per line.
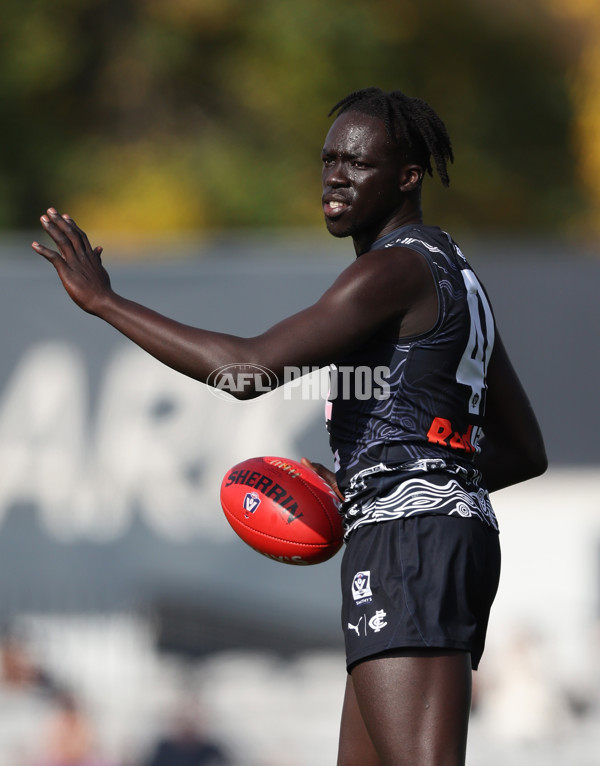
474, 333, 548, 492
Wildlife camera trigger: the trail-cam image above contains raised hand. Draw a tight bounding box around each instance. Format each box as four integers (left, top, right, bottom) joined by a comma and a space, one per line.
32, 208, 112, 315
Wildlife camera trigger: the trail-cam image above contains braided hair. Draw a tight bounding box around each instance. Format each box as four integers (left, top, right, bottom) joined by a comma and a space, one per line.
329, 87, 453, 187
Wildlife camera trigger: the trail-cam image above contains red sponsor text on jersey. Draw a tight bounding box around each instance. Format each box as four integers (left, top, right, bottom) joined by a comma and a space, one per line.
427, 417, 475, 453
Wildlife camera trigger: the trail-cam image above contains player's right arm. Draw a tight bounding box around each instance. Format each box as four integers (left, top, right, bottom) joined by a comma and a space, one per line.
32, 209, 435, 397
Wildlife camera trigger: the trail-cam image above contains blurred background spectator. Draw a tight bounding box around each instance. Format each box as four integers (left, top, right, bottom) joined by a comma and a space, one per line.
140, 702, 231, 766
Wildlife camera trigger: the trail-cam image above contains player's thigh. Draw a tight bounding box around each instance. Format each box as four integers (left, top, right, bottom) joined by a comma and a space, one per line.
337, 674, 381, 766
350, 649, 472, 766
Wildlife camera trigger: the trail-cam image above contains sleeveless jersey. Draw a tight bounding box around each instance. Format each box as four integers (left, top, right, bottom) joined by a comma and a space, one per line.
326, 224, 495, 493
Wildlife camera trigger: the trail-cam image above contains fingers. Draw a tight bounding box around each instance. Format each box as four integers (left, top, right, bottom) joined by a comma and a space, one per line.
39, 211, 74, 258
33, 209, 111, 314
31, 240, 61, 263
61, 211, 95, 253
301, 457, 344, 502
39, 208, 92, 260
302, 457, 331, 477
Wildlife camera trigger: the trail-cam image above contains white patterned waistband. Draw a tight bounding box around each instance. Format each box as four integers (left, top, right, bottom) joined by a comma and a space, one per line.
341, 459, 498, 540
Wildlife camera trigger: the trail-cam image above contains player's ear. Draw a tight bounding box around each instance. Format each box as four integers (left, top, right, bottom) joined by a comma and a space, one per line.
399, 164, 423, 193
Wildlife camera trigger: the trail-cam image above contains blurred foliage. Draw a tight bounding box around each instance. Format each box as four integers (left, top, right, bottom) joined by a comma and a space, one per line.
547, 0, 600, 236
0, 0, 595, 241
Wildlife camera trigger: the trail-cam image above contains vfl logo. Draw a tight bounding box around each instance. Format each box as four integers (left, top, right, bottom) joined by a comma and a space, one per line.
352, 571, 372, 603
243, 491, 261, 517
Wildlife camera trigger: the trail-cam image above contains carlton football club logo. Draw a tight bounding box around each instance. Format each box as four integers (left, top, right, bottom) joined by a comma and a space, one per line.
243, 491, 261, 517
352, 571, 372, 603
369, 610, 388, 633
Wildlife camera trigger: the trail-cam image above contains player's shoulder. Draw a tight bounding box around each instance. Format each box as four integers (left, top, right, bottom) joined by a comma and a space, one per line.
370, 223, 451, 263
330, 243, 425, 290
355, 240, 435, 289
372, 223, 449, 250
320, 243, 435, 321
325, 225, 449, 303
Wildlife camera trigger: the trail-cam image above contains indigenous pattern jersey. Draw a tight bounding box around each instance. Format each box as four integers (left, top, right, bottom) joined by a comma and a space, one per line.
326, 224, 497, 534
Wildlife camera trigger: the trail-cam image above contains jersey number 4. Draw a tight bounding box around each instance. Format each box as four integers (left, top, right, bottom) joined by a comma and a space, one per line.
456, 269, 495, 418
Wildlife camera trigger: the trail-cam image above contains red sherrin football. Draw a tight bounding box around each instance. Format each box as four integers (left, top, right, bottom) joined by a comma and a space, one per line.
220, 456, 343, 565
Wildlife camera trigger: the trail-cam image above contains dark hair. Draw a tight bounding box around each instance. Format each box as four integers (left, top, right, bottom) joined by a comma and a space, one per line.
329, 87, 453, 187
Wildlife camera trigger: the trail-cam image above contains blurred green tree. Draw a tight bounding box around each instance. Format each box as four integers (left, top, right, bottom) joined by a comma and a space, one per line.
0, 0, 587, 241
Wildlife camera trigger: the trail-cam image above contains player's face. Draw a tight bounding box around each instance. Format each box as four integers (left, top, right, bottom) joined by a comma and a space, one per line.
321, 111, 418, 253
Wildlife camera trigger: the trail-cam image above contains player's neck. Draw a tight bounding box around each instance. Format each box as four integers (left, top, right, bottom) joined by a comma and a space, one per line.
353, 204, 423, 256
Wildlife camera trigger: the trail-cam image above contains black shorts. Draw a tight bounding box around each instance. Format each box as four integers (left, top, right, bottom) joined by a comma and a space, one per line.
340, 514, 501, 672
